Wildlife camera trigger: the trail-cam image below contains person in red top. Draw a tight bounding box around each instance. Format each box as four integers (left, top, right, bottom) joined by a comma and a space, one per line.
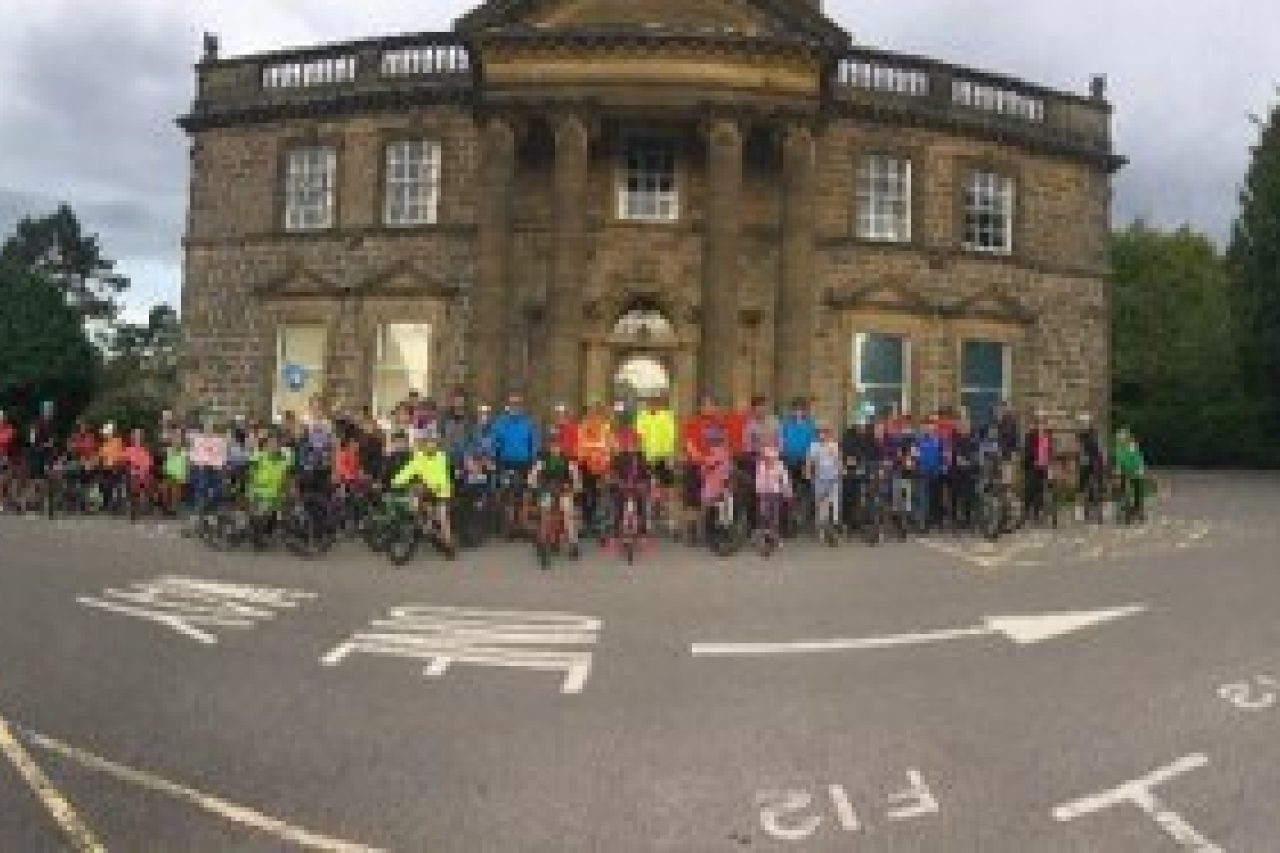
0, 410, 16, 509
68, 421, 98, 465
333, 435, 364, 486
681, 395, 725, 519
550, 403, 579, 461
121, 429, 155, 503
721, 404, 748, 459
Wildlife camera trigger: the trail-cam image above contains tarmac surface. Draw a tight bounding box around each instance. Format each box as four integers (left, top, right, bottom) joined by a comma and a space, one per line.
1, 469, 1279, 851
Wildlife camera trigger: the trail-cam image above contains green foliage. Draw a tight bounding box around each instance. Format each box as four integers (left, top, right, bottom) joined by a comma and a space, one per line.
100, 303, 181, 414
1111, 221, 1279, 468
1228, 101, 1280, 404
0, 203, 129, 321
0, 259, 101, 429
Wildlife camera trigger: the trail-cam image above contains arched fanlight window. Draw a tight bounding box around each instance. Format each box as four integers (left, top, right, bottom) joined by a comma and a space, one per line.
613, 307, 674, 338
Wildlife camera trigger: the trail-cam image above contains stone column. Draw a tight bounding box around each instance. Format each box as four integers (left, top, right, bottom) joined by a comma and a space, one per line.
546, 112, 590, 413
702, 116, 743, 404
470, 115, 515, 406
775, 122, 817, 407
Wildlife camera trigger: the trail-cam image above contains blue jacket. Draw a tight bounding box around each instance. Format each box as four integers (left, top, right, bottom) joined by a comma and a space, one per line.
916, 433, 945, 475
491, 412, 539, 465
780, 415, 818, 463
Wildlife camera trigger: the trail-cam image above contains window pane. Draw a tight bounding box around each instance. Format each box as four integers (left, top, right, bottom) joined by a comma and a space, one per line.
962, 341, 1005, 389
275, 325, 326, 419
862, 387, 906, 419
859, 333, 905, 385
373, 324, 432, 417
963, 391, 1004, 430
620, 136, 678, 221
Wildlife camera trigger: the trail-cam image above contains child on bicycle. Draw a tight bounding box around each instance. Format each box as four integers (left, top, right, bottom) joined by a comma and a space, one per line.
391, 433, 456, 556
755, 443, 792, 546
527, 437, 583, 556
610, 427, 651, 540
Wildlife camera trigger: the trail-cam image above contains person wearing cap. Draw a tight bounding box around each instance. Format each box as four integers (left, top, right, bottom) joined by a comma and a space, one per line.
392, 432, 457, 556
577, 399, 616, 535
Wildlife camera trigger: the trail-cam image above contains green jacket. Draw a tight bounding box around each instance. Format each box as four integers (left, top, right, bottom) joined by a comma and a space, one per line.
1114, 442, 1146, 478
248, 451, 291, 505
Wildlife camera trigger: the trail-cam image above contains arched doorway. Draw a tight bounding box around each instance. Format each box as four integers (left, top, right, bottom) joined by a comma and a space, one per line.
610, 305, 675, 407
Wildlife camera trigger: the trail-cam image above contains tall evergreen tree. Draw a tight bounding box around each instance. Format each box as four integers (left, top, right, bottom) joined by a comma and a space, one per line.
0, 204, 129, 321
1227, 101, 1280, 407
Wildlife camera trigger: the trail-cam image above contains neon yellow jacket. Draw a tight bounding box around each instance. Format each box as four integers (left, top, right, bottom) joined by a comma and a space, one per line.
392, 450, 452, 499
636, 408, 677, 463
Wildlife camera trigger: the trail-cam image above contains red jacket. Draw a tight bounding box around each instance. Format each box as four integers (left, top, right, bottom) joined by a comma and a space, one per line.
552, 419, 579, 460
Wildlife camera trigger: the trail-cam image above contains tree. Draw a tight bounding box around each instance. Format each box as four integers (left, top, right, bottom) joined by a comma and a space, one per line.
0, 259, 101, 428
1227, 101, 1280, 413
0, 204, 129, 321
1110, 222, 1272, 466
82, 304, 183, 431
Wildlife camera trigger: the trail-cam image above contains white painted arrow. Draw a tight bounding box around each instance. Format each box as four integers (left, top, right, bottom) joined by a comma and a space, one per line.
691, 605, 1147, 658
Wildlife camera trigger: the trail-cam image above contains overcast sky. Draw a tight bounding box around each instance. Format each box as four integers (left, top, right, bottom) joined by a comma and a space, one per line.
0, 0, 1274, 320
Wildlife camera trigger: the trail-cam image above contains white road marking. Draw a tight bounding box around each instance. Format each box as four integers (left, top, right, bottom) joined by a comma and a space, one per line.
0, 712, 104, 851
1219, 676, 1278, 711
78, 576, 315, 645
1053, 754, 1221, 851
22, 729, 382, 853
323, 606, 601, 695
887, 770, 940, 821
692, 605, 1146, 657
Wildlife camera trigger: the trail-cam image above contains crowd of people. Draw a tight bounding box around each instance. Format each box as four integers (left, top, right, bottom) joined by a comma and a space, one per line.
0, 390, 1151, 560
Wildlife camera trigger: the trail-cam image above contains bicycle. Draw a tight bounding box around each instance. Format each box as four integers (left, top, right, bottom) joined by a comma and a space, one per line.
384, 488, 454, 567
531, 487, 579, 570
703, 469, 750, 558
613, 482, 646, 565
813, 479, 842, 548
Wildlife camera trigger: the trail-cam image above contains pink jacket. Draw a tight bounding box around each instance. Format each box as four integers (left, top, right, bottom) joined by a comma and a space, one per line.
756, 458, 792, 498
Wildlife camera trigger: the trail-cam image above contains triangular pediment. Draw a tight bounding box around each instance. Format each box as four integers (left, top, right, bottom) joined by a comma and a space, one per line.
456, 0, 848, 46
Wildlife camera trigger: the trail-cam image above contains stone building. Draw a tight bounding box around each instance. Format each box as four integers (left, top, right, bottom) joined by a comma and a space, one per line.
179, 0, 1123, 428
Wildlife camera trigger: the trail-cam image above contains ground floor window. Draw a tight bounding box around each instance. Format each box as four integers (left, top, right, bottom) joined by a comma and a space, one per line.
853, 332, 911, 417
373, 323, 432, 417
961, 340, 1012, 428
275, 325, 327, 420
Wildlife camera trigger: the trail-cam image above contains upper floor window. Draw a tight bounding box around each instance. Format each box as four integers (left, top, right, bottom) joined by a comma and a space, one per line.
285, 146, 336, 231
385, 140, 441, 227
856, 155, 912, 243
619, 136, 678, 222
962, 171, 1014, 255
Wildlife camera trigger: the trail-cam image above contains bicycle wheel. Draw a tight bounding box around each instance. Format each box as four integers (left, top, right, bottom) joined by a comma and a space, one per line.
386, 520, 418, 567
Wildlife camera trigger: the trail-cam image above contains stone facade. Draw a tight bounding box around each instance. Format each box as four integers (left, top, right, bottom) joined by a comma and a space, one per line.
179, 0, 1121, 427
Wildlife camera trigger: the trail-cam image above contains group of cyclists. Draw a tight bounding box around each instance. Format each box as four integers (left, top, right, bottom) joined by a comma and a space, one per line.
0, 389, 1151, 566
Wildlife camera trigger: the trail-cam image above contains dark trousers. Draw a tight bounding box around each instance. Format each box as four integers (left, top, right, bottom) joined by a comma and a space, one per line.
1025, 467, 1048, 520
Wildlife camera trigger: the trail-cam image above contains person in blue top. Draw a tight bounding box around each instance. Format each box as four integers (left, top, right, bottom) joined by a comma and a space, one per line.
780, 397, 819, 484
913, 419, 945, 532
490, 393, 540, 478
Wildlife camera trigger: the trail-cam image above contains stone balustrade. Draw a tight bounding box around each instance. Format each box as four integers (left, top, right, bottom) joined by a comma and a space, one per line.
831, 47, 1112, 156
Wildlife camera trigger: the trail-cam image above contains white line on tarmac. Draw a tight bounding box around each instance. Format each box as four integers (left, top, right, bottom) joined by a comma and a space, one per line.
22, 729, 384, 853
0, 713, 104, 851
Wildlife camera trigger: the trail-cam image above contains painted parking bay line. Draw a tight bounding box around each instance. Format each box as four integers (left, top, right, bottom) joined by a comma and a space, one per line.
692, 605, 1147, 658
0, 708, 104, 851
20, 728, 382, 853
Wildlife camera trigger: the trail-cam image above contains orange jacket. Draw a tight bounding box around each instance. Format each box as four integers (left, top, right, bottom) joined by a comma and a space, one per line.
577, 417, 614, 476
